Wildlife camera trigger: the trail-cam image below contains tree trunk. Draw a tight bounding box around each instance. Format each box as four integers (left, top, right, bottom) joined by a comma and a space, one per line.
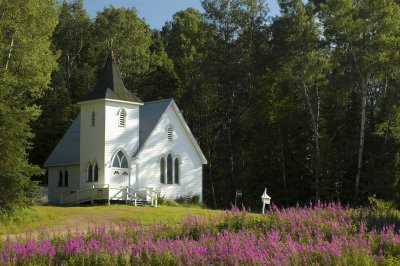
5, 36, 14, 70
354, 88, 367, 204
303, 86, 321, 201
205, 109, 217, 209
278, 126, 288, 204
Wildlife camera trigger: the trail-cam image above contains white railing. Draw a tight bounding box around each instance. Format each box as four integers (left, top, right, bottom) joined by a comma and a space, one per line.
126, 186, 139, 206
59, 184, 159, 207
146, 187, 159, 207
60, 185, 110, 205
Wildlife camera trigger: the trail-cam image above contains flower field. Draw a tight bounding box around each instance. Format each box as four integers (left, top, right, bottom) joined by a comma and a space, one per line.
1, 202, 400, 265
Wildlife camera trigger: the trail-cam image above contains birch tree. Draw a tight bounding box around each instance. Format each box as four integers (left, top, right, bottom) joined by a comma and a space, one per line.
320, 0, 400, 204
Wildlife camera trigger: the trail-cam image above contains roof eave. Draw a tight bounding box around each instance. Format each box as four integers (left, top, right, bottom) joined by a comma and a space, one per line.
44, 162, 80, 167
78, 98, 144, 106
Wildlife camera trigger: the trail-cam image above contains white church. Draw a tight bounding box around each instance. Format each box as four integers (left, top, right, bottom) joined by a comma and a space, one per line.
44, 53, 207, 205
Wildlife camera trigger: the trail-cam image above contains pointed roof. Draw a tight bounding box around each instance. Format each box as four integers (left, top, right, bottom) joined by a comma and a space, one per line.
79, 53, 143, 104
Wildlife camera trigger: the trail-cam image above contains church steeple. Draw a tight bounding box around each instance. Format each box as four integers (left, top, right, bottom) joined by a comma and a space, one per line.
79, 52, 143, 104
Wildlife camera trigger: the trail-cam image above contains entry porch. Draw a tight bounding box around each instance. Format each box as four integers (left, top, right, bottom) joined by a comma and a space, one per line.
59, 185, 159, 206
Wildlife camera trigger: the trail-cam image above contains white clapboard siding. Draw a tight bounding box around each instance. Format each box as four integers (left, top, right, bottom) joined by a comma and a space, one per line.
48, 165, 80, 204
136, 104, 203, 202
104, 100, 139, 187
79, 100, 106, 188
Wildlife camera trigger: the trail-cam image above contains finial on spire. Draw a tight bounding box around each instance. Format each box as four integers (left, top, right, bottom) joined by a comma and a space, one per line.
109, 38, 115, 60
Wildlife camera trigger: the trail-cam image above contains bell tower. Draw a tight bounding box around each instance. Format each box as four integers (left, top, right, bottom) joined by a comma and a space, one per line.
78, 52, 143, 188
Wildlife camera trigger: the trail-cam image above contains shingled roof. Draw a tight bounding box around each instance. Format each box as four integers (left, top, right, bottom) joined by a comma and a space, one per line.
44, 114, 80, 166
79, 53, 143, 104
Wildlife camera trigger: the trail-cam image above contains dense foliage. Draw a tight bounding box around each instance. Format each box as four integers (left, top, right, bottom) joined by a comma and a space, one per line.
0, 0, 58, 212
1, 203, 400, 265
2, 0, 400, 211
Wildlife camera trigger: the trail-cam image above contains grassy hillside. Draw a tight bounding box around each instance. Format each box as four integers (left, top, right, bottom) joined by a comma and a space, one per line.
0, 205, 221, 235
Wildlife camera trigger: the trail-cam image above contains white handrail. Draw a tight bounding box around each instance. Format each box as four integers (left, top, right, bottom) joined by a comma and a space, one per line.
146, 187, 160, 207
59, 185, 159, 207
59, 184, 110, 205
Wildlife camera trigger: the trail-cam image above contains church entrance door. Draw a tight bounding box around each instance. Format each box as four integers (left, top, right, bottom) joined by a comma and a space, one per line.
111, 151, 130, 187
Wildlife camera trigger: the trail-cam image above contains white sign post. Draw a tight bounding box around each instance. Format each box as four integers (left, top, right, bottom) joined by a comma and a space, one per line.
261, 188, 271, 214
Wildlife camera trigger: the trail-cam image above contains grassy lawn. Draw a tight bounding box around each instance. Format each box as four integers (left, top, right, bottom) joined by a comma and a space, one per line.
0, 204, 221, 236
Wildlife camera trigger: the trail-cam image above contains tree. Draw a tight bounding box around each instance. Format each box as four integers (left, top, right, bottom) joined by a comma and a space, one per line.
201, 0, 269, 206
91, 7, 153, 94
31, 0, 92, 169
271, 0, 329, 200
138, 30, 180, 101
0, 0, 58, 212
162, 8, 221, 207
320, 0, 400, 204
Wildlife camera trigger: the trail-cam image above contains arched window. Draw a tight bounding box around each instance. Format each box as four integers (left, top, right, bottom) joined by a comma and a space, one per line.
167, 124, 173, 141
160, 157, 166, 184
112, 151, 129, 168
167, 154, 173, 184
88, 164, 93, 182
58, 170, 63, 186
174, 158, 180, 184
93, 163, 99, 182
64, 170, 69, 187
118, 108, 127, 127
91, 111, 95, 126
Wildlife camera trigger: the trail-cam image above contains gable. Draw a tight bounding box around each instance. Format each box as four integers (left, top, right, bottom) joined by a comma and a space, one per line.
136, 100, 207, 164
44, 115, 80, 166
139, 99, 172, 149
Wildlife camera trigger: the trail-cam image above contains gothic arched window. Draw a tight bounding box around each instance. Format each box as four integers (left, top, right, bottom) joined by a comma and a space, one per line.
58, 170, 63, 186
160, 157, 166, 184
64, 170, 69, 187
88, 163, 93, 182
93, 163, 99, 182
112, 151, 129, 169
167, 154, 173, 184
174, 158, 180, 184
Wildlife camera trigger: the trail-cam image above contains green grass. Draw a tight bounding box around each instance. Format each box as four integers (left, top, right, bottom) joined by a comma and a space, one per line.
0, 204, 221, 235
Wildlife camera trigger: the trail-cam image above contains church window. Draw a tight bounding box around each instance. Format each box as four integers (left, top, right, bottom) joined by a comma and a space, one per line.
174, 158, 180, 184
167, 124, 173, 141
167, 154, 173, 184
58, 170, 63, 186
118, 108, 127, 127
88, 164, 93, 182
91, 111, 95, 126
64, 170, 69, 187
160, 157, 166, 184
93, 163, 99, 182
112, 151, 129, 169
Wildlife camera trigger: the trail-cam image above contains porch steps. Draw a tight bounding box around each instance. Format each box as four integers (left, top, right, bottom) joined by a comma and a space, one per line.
128, 199, 150, 206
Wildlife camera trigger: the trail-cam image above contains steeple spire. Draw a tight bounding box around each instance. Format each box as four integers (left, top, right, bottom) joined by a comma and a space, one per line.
79, 47, 143, 104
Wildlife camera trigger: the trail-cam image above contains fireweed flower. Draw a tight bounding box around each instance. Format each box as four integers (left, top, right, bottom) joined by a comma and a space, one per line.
1, 202, 399, 265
